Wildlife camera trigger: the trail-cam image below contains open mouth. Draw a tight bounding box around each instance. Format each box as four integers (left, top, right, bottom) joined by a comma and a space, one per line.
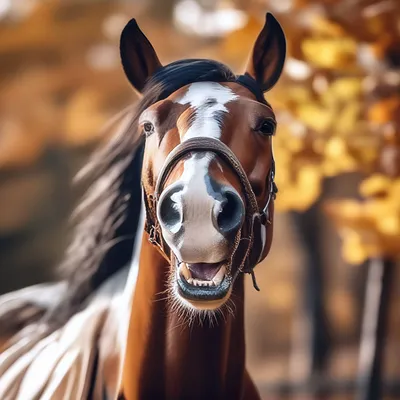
175, 260, 232, 303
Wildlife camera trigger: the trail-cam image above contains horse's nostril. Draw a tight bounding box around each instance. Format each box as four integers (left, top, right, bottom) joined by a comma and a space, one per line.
216, 191, 245, 235
158, 185, 183, 233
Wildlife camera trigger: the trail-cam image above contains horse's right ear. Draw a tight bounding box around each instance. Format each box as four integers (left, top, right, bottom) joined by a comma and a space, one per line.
120, 19, 162, 93
245, 13, 286, 92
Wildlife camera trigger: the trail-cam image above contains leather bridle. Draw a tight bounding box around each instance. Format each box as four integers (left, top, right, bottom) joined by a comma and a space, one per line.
143, 75, 278, 291
143, 136, 277, 291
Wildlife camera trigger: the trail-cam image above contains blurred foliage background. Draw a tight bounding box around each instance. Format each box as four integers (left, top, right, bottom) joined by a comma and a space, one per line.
0, 0, 399, 399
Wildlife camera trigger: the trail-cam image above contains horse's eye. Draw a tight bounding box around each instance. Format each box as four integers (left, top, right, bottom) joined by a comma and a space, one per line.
257, 119, 276, 136
143, 122, 154, 136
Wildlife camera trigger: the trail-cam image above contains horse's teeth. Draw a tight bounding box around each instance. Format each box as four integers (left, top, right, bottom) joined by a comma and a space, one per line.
180, 268, 225, 287
188, 279, 218, 287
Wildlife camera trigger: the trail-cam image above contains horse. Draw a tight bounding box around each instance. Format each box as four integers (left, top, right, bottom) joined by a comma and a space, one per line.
0, 12, 286, 400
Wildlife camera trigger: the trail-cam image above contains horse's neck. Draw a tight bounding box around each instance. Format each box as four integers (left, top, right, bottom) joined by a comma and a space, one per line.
122, 231, 247, 400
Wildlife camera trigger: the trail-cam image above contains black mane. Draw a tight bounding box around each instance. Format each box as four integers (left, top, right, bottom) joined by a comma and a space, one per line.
144, 59, 236, 101
47, 59, 237, 324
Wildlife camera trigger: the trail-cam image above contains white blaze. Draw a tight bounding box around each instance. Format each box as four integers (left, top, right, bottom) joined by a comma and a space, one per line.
175, 82, 238, 140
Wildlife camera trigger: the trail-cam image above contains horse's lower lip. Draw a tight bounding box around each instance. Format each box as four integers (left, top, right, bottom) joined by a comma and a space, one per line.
175, 261, 232, 301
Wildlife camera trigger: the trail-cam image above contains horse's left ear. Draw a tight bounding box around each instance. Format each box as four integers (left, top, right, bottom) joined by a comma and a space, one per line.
245, 13, 286, 92
120, 19, 162, 93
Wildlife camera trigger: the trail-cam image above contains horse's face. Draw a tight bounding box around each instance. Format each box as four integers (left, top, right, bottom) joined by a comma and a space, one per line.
120, 14, 286, 311
140, 83, 277, 307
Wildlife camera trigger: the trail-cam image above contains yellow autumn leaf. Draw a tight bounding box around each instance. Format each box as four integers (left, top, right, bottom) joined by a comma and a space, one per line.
324, 137, 346, 158
296, 104, 333, 132
309, 15, 347, 38
359, 174, 391, 197
329, 78, 362, 101
302, 38, 357, 69
342, 233, 367, 264
391, 180, 400, 197
335, 102, 361, 134
377, 216, 400, 235
285, 85, 312, 103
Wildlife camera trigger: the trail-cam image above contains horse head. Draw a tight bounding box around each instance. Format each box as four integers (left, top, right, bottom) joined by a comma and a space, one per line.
120, 14, 286, 312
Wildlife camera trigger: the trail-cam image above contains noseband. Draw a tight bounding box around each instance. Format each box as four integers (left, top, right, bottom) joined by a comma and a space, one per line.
144, 136, 277, 291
